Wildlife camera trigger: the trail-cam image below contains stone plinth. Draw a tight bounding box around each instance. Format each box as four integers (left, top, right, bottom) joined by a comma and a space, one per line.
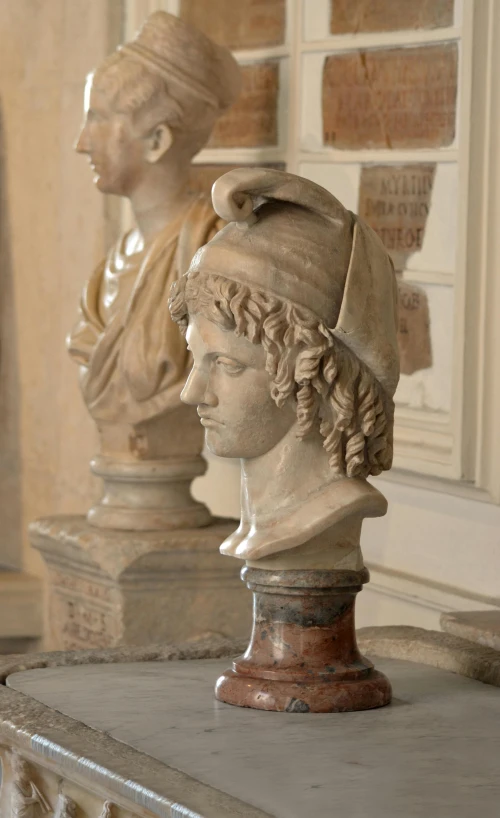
216, 566, 391, 713
440, 610, 500, 652
88, 407, 211, 532
30, 516, 251, 651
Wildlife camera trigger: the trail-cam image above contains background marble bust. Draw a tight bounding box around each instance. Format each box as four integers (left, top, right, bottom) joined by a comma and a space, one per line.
170, 168, 400, 566
68, 11, 241, 425
64, 12, 241, 529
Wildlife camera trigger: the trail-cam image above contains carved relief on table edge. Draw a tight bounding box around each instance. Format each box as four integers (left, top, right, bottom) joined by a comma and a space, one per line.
54, 793, 78, 818
10, 752, 51, 817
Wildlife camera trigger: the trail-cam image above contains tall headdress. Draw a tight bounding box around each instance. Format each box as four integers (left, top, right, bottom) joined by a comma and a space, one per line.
118, 11, 241, 115
187, 167, 399, 397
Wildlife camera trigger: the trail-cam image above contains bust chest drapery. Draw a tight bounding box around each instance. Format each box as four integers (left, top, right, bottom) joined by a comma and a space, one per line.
67, 194, 221, 426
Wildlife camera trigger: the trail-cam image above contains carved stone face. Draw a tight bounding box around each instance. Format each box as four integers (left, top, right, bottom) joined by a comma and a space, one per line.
75, 79, 147, 196
182, 314, 296, 459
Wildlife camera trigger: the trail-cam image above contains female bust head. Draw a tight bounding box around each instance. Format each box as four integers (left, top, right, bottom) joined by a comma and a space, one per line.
76, 11, 241, 196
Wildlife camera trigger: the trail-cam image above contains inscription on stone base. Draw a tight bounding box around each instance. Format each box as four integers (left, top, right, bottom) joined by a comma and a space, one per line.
50, 571, 121, 650
31, 515, 251, 651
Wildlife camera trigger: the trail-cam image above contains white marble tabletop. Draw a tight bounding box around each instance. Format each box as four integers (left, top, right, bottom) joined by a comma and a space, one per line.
7, 656, 500, 818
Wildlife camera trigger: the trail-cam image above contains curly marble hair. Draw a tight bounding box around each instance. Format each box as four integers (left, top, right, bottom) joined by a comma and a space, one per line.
170, 270, 395, 479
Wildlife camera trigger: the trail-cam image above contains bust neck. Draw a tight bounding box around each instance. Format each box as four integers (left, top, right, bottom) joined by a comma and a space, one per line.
242, 424, 334, 521
127, 154, 193, 249
221, 424, 387, 564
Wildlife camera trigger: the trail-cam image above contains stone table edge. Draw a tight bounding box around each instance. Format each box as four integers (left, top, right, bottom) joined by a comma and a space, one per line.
0, 636, 266, 818
29, 515, 240, 580
2, 627, 499, 817
0, 635, 246, 683
357, 625, 500, 687
440, 610, 500, 651
2, 627, 500, 687
0, 686, 272, 818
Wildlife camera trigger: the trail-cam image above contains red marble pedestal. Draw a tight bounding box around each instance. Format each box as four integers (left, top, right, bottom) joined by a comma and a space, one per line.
215, 566, 392, 713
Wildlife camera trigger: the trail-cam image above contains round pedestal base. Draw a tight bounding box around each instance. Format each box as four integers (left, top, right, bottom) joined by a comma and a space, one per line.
87, 502, 212, 532
88, 454, 211, 531
215, 667, 392, 713
214, 566, 392, 714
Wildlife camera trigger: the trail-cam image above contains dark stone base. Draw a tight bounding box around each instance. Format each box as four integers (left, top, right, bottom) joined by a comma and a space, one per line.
215, 566, 392, 713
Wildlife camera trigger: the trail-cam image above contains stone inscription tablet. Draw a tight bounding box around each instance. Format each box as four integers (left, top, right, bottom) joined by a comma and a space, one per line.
358, 164, 436, 272
209, 62, 279, 148
50, 572, 119, 650
330, 0, 454, 35
358, 164, 435, 375
397, 280, 433, 376
181, 0, 286, 49
322, 44, 458, 150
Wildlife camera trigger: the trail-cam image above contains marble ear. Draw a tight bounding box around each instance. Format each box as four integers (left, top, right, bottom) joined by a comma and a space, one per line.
144, 123, 173, 163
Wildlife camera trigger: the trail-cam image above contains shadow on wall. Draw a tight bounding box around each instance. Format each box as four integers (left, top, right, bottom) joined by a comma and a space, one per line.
0, 101, 22, 569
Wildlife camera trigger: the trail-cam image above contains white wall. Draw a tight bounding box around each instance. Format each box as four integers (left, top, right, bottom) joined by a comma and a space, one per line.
358, 475, 500, 628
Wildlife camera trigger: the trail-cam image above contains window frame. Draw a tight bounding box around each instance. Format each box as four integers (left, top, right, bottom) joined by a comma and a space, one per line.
123, 0, 500, 501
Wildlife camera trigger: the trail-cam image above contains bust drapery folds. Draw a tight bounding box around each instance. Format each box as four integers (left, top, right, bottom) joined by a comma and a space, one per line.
67, 12, 240, 425
169, 168, 399, 480
68, 195, 223, 424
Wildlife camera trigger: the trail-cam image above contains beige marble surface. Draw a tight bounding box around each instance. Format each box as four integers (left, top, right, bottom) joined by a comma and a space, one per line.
1, 629, 500, 816
7, 655, 500, 818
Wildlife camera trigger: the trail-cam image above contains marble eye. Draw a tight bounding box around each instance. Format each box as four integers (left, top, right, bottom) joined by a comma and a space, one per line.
216, 357, 245, 375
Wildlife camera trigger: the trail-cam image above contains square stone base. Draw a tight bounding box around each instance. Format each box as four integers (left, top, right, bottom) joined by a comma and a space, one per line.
30, 516, 251, 650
